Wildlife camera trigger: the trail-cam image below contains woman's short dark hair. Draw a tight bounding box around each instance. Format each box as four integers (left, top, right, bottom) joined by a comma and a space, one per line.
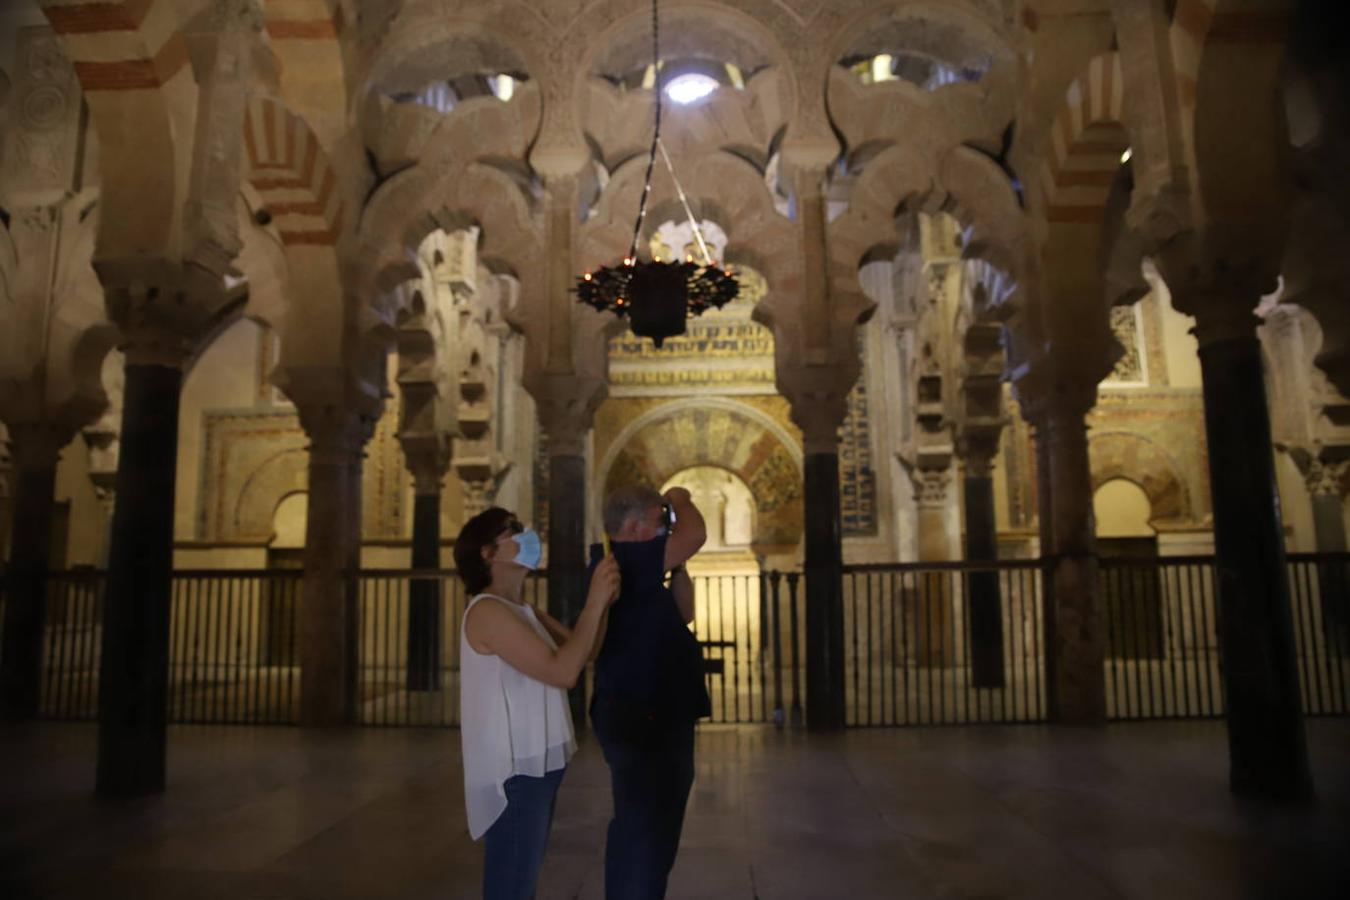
454, 507, 515, 594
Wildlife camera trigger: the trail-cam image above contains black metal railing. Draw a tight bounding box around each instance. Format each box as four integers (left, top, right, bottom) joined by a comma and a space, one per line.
4, 553, 1347, 728
1288, 553, 1350, 717
841, 560, 1047, 726
1099, 555, 1223, 719
353, 569, 805, 727
5, 569, 304, 724
354, 570, 548, 728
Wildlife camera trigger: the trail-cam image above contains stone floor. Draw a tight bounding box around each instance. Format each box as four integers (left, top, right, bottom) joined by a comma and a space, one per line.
1, 721, 1348, 899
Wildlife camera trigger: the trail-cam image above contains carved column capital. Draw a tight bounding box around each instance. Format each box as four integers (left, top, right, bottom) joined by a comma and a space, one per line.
908, 466, 954, 509
401, 442, 450, 497
528, 372, 605, 458
100, 263, 235, 368
958, 429, 1002, 479
785, 389, 848, 457
1305, 458, 1349, 499
1012, 367, 1098, 433
297, 404, 375, 466
4, 422, 70, 470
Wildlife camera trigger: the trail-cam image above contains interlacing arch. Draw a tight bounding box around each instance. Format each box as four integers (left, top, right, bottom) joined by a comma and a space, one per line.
243, 97, 344, 247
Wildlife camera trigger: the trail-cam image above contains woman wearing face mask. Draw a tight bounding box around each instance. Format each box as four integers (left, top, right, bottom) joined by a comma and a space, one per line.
454, 507, 620, 900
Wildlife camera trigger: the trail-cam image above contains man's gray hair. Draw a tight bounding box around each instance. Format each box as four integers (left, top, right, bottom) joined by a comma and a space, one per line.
603, 484, 663, 536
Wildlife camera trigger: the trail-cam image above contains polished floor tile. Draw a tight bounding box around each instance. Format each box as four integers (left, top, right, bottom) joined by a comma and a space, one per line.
1, 721, 1347, 899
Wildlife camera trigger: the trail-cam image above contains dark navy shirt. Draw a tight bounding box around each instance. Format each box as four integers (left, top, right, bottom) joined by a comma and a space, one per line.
588, 535, 711, 726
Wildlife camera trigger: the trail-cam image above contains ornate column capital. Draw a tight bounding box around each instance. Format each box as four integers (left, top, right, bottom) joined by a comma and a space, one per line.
400, 440, 450, 497
100, 262, 236, 368
1011, 363, 1099, 433
912, 467, 954, 509
792, 394, 848, 457
957, 428, 1002, 479
1149, 236, 1280, 351
4, 422, 70, 470
1305, 458, 1349, 499
527, 371, 605, 458
299, 405, 374, 466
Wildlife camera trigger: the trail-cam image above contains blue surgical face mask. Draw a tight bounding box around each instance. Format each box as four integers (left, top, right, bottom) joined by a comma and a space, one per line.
510, 528, 542, 570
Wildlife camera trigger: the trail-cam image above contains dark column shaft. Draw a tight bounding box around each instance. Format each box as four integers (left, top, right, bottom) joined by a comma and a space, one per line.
1311, 493, 1350, 642
300, 440, 361, 726
1043, 405, 1105, 724
97, 364, 182, 796
804, 452, 845, 731
1, 441, 59, 720
964, 471, 1004, 688
1311, 493, 1347, 554
407, 491, 441, 691
1197, 333, 1312, 800
548, 453, 586, 723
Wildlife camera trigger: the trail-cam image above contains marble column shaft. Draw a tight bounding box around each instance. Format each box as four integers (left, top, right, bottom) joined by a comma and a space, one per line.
300, 417, 366, 727
0, 427, 63, 720
548, 452, 587, 723
963, 458, 1004, 688
407, 481, 442, 692
913, 470, 956, 668
1039, 403, 1106, 724
97, 363, 183, 796
1194, 313, 1312, 800
803, 450, 846, 731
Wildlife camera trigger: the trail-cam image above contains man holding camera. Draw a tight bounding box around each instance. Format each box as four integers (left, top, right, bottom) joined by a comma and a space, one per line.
589, 484, 710, 899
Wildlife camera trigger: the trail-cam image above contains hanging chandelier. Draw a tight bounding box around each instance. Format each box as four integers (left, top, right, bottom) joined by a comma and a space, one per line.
574, 0, 739, 348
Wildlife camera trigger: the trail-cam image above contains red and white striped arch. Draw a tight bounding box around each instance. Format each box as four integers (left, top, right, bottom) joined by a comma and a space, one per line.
39, 0, 192, 262
1170, 0, 1291, 109
41, 0, 187, 90
1038, 52, 1130, 226
242, 97, 343, 247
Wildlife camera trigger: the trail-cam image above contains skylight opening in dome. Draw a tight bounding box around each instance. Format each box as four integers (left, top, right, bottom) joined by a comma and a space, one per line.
665, 72, 719, 105
490, 75, 516, 102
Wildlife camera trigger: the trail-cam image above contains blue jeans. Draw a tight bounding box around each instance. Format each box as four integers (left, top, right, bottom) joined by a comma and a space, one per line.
482, 767, 565, 900
597, 723, 696, 900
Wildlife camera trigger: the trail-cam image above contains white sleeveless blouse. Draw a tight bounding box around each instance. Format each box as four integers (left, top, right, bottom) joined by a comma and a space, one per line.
460, 594, 576, 839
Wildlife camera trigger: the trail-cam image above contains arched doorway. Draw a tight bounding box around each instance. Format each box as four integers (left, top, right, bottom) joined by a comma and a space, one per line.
597, 399, 804, 559
262, 492, 307, 666
1094, 478, 1163, 659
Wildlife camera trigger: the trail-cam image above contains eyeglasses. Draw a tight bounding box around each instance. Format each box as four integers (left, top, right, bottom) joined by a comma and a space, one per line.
498, 518, 524, 537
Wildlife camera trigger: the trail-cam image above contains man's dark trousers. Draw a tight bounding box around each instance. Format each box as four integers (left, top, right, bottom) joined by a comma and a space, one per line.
598, 723, 696, 900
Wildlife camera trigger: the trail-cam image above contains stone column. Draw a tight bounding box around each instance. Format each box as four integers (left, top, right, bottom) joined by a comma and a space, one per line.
533, 379, 603, 724
1305, 460, 1349, 659
1306, 460, 1349, 554
793, 396, 847, 732
297, 408, 370, 727
406, 465, 444, 692
792, 167, 833, 362
96, 339, 186, 796
0, 425, 66, 720
961, 439, 1005, 688
1038, 391, 1107, 724
1188, 301, 1312, 799
910, 467, 957, 668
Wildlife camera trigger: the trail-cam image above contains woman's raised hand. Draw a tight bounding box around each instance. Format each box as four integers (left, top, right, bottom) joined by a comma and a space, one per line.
586, 555, 621, 609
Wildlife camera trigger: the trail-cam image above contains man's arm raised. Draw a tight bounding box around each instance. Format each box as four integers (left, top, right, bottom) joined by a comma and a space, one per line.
662, 487, 706, 572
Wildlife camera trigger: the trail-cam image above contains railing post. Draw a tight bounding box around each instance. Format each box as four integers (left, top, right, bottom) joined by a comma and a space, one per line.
787, 572, 803, 726
768, 570, 785, 727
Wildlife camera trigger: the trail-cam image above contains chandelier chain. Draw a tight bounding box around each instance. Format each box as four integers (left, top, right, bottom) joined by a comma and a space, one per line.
627, 0, 662, 263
